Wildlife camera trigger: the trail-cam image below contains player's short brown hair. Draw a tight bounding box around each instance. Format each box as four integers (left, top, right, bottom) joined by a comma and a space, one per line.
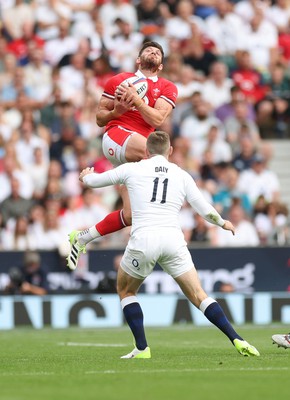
138, 41, 165, 63
146, 131, 171, 156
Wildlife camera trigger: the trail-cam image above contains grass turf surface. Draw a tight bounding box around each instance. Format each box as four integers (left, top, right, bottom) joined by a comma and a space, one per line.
0, 325, 288, 400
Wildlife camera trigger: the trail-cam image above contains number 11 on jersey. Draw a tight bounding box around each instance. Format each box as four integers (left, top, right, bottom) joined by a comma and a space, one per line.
150, 178, 168, 204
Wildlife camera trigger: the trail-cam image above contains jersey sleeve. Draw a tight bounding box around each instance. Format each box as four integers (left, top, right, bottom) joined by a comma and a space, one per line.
183, 171, 225, 227
82, 164, 129, 188
102, 73, 129, 100
160, 79, 178, 109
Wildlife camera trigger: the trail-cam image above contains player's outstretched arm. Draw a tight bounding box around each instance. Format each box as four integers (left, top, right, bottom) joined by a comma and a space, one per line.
185, 173, 236, 236
79, 166, 123, 188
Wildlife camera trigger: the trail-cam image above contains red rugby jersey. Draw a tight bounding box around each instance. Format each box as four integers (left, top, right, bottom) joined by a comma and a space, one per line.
102, 71, 178, 138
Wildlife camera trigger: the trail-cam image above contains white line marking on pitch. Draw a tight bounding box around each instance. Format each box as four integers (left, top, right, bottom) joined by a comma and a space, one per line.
58, 342, 127, 347
0, 372, 55, 377
1, 367, 288, 377
85, 367, 290, 374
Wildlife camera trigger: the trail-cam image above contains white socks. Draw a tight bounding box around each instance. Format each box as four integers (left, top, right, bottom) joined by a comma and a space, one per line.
199, 297, 217, 314
121, 296, 138, 309
77, 226, 101, 245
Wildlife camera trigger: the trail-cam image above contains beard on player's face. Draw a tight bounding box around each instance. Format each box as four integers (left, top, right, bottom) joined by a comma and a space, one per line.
139, 53, 161, 72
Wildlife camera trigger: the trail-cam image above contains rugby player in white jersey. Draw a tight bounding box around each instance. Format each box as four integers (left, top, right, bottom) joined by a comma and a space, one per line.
67, 41, 178, 270
78, 130, 260, 359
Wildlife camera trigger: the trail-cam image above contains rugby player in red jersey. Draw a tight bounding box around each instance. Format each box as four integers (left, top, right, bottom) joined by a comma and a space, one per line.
67, 41, 178, 270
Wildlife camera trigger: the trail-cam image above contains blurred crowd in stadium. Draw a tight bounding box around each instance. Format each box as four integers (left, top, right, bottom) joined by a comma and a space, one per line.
0, 0, 290, 254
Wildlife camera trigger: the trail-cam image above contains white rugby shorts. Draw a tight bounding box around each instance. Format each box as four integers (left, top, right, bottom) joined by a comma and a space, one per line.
102, 126, 137, 166
120, 228, 194, 279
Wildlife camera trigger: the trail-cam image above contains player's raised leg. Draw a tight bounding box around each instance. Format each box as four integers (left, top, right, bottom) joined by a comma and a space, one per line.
66, 185, 131, 270
117, 267, 151, 359
174, 268, 260, 356
67, 134, 146, 270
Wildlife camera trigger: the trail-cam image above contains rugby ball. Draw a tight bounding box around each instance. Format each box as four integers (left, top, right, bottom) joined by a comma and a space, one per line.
117, 76, 148, 99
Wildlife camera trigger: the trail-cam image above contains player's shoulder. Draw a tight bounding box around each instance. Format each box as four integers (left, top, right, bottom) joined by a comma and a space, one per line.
169, 161, 196, 181
158, 76, 177, 90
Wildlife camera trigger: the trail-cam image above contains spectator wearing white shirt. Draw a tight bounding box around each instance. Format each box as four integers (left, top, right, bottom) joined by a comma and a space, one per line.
44, 18, 79, 66
0, 154, 34, 202
59, 52, 87, 105
175, 65, 203, 102
172, 64, 202, 131
23, 46, 53, 102
234, 0, 269, 23
265, 0, 290, 34
201, 61, 233, 110
237, 153, 281, 205
38, 208, 66, 250
200, 125, 233, 165
2, 0, 35, 40
106, 18, 144, 72
63, 0, 95, 24
60, 195, 84, 232
15, 118, 49, 169
253, 197, 289, 245
35, 0, 61, 40
61, 0, 95, 42
212, 202, 260, 247
27, 204, 46, 248
205, 0, 247, 66
24, 147, 49, 200
164, 0, 206, 42
76, 187, 110, 231
179, 99, 225, 161
240, 8, 278, 73
99, 0, 138, 38
0, 215, 36, 251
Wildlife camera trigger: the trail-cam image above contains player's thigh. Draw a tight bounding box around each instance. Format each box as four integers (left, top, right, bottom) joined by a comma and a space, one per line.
160, 232, 193, 278
125, 133, 147, 162
117, 261, 144, 299
174, 268, 208, 308
120, 234, 157, 281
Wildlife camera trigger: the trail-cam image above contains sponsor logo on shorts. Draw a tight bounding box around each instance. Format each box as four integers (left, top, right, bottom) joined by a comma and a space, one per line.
108, 148, 114, 156
132, 259, 140, 270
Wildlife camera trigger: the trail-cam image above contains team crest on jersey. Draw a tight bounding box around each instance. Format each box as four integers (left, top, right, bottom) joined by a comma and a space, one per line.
153, 88, 160, 95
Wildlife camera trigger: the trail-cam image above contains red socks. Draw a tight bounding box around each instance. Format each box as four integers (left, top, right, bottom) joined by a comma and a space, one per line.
95, 210, 128, 236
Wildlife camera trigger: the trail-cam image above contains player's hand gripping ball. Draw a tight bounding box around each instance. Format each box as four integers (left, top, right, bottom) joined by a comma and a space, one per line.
115, 76, 148, 99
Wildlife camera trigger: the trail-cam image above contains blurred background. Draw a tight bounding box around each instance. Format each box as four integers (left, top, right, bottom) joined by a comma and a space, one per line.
0, 0, 289, 328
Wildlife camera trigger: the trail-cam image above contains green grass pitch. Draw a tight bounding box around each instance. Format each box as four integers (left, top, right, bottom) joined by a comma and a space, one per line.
0, 325, 289, 400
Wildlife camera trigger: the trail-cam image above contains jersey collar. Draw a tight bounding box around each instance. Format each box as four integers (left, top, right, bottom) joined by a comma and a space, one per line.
136, 69, 158, 82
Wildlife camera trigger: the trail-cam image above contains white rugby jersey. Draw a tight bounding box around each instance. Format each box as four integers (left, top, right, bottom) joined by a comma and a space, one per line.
83, 155, 225, 234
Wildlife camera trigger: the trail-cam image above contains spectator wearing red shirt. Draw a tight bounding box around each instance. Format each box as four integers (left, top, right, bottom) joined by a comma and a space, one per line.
278, 30, 290, 66
231, 50, 268, 105
6, 21, 44, 66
